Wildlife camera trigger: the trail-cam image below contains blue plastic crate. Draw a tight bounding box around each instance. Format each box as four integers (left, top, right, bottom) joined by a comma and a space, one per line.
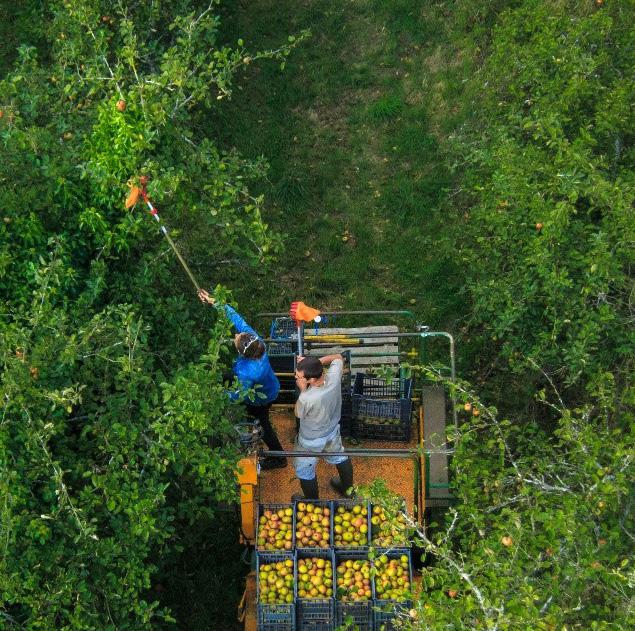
372, 600, 413, 630
257, 552, 295, 630
334, 550, 373, 630
351, 374, 413, 441
257, 603, 296, 631
295, 549, 335, 630
294, 499, 333, 552
372, 549, 413, 630
334, 600, 372, 631
257, 504, 296, 552
332, 500, 371, 550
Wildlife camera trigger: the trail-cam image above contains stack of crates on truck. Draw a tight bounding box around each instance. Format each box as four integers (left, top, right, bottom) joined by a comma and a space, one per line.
257, 553, 296, 631
333, 549, 373, 631
295, 548, 335, 630
255, 499, 415, 629
372, 550, 414, 631
351, 373, 414, 441
268, 317, 296, 356
332, 499, 372, 630
339, 351, 353, 437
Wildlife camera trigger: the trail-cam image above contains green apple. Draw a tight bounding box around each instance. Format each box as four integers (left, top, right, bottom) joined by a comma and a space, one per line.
259, 559, 295, 604
333, 504, 368, 547
336, 558, 372, 601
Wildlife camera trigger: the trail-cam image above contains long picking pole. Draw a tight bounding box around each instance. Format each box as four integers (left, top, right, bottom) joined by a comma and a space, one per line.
140, 189, 201, 292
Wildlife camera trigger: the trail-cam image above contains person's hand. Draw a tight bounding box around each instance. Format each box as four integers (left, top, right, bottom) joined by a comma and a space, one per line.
295, 372, 308, 392
198, 289, 215, 305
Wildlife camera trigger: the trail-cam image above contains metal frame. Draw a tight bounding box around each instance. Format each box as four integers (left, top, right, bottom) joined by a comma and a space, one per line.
256, 308, 458, 515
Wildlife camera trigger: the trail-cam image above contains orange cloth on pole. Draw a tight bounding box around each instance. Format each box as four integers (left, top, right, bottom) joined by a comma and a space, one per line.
290, 301, 321, 323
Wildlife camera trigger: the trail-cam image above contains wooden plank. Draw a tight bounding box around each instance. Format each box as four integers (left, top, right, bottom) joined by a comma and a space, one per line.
421, 386, 449, 500
305, 326, 399, 373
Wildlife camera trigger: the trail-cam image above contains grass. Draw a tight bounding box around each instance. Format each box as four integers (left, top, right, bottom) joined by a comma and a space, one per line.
213, 0, 471, 332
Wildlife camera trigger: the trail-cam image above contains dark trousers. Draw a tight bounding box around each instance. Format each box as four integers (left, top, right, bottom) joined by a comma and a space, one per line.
245, 402, 284, 453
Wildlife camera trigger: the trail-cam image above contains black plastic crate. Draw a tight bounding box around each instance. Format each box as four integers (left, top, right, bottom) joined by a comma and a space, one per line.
372, 549, 413, 630
351, 374, 413, 441
257, 503, 295, 552
334, 550, 373, 631
332, 500, 371, 549
295, 549, 335, 630
294, 499, 333, 551
257, 552, 296, 630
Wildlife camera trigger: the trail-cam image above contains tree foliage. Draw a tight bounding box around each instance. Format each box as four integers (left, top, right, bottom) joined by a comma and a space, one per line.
365, 368, 634, 630
452, 0, 635, 398
367, 2, 635, 628
0, 1, 306, 628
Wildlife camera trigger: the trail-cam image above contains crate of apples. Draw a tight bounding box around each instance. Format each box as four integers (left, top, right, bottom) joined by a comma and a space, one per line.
335, 555, 373, 601
296, 552, 335, 599
257, 555, 295, 604
370, 504, 410, 547
295, 501, 332, 549
373, 553, 412, 601
257, 504, 294, 551
333, 501, 370, 548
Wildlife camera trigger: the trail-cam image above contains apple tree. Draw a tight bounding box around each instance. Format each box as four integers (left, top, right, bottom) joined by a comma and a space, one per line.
0, 1, 306, 628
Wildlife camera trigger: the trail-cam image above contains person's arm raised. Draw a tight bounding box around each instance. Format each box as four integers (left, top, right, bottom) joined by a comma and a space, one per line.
223, 305, 258, 337
319, 353, 344, 366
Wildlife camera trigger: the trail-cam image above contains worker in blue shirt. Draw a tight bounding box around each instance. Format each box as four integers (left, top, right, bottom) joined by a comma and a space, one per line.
198, 289, 286, 470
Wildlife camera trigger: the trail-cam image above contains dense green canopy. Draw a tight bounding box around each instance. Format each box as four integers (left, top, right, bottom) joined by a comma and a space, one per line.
1, 1, 633, 629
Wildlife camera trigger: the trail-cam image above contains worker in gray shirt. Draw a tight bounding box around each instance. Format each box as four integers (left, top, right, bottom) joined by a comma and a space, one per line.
292, 354, 354, 500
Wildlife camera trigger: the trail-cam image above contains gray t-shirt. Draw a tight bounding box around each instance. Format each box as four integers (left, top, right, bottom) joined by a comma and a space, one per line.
297, 359, 343, 441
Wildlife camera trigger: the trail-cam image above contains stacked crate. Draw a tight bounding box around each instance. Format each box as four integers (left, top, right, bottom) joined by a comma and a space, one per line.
255, 500, 414, 630
351, 374, 414, 441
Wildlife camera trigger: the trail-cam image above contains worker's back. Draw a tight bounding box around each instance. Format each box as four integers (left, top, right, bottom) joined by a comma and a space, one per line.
297, 359, 343, 440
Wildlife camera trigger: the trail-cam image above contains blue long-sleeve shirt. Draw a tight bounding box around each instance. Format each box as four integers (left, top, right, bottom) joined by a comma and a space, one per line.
223, 305, 280, 405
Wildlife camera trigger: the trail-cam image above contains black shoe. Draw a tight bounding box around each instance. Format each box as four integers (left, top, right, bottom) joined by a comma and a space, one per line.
330, 476, 354, 497
330, 459, 354, 496
293, 477, 319, 502
260, 457, 287, 470
330, 476, 346, 496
